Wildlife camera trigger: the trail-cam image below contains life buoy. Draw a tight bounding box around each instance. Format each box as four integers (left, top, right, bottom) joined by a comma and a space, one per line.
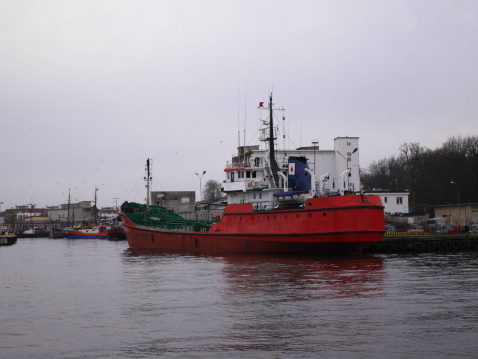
134, 208, 139, 213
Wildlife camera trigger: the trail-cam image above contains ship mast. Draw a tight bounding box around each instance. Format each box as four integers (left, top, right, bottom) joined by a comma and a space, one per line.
93, 186, 98, 225
67, 189, 70, 227
145, 158, 153, 209
267, 94, 281, 185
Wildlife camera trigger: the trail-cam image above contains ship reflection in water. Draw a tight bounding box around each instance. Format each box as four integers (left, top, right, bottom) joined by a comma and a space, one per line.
216, 255, 386, 353
122, 249, 386, 356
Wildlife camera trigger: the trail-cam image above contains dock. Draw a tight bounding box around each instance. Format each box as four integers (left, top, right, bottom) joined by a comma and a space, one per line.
364, 233, 478, 253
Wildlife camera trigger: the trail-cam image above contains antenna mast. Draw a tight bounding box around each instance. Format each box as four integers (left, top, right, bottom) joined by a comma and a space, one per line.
268, 93, 281, 185
145, 159, 153, 208
237, 82, 241, 148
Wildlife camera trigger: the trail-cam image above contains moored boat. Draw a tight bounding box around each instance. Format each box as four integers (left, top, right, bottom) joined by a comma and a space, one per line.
16, 227, 50, 238
65, 224, 109, 239
119, 94, 385, 254
1, 225, 17, 246
48, 225, 64, 239
107, 227, 127, 241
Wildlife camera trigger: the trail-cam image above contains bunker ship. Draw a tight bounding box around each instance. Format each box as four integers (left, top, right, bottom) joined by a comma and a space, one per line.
119, 95, 385, 254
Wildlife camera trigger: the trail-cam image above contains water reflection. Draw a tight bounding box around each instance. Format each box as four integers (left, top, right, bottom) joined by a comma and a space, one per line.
220, 255, 385, 298
121, 249, 386, 356
216, 255, 385, 353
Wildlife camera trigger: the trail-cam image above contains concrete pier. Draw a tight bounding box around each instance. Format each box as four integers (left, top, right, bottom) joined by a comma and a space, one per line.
364, 233, 478, 254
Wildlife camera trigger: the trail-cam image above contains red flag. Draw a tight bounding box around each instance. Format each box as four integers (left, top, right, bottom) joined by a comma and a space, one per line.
259, 102, 264, 107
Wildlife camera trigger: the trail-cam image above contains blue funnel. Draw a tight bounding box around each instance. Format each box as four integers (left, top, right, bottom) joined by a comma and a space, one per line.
288, 156, 311, 192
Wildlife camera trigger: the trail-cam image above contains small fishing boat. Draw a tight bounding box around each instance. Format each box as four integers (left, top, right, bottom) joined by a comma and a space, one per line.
107, 227, 127, 241
65, 224, 109, 239
16, 227, 50, 238
48, 225, 64, 239
64, 187, 111, 239
1, 225, 17, 246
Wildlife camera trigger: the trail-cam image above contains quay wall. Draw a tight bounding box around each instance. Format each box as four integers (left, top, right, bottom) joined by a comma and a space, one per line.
365, 233, 478, 253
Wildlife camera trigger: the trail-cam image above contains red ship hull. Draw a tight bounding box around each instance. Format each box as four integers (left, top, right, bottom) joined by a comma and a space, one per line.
120, 195, 385, 255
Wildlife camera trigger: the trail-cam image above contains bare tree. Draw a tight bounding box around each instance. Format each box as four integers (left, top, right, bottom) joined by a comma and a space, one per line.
362, 136, 478, 207
202, 180, 225, 203
399, 142, 428, 206
361, 155, 406, 191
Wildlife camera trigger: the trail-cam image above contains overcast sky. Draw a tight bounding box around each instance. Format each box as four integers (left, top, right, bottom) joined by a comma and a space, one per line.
1, 0, 477, 210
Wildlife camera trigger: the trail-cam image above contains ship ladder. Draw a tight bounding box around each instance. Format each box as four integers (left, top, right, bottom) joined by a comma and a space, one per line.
264, 166, 277, 189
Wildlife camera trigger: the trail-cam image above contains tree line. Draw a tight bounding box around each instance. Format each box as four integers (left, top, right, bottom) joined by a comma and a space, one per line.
361, 135, 478, 210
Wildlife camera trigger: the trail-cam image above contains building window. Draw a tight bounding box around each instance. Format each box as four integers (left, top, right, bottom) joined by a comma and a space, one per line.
396, 197, 403, 204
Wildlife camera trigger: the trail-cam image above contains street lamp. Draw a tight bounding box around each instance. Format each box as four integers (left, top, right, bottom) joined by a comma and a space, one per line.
336, 148, 358, 192
0, 201, 3, 213
336, 148, 358, 170
450, 180, 460, 204
195, 171, 206, 202
311, 139, 319, 173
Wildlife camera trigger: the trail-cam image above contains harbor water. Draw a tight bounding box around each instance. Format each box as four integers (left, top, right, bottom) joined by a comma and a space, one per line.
1, 238, 478, 359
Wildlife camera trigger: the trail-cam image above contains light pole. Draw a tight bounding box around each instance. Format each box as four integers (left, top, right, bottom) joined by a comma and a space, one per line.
450, 180, 461, 227
336, 148, 358, 191
312, 139, 319, 174
450, 180, 460, 204
336, 148, 358, 170
0, 201, 3, 213
195, 171, 206, 202
113, 197, 119, 211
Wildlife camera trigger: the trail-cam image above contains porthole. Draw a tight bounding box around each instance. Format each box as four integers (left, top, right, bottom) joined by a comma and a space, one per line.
323, 212, 327, 217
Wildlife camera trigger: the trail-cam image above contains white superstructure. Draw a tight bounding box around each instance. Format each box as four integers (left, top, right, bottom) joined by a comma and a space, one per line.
222, 95, 361, 210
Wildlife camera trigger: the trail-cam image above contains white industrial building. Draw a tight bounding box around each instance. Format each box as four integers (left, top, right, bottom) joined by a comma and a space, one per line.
228, 136, 361, 196
363, 190, 410, 215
